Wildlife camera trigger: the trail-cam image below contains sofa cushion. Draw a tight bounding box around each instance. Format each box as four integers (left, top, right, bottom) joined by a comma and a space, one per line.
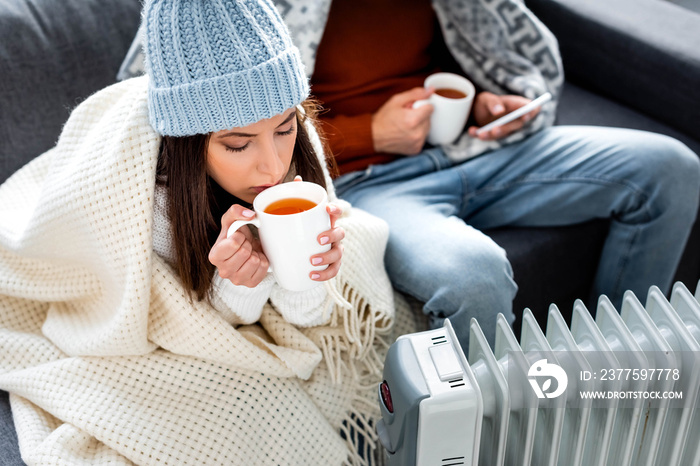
0, 0, 142, 184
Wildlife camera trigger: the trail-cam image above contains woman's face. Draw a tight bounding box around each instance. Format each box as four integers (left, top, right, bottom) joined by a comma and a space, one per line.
207, 108, 297, 204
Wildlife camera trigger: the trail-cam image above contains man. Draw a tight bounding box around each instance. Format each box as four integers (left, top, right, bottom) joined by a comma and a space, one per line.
277, 0, 700, 347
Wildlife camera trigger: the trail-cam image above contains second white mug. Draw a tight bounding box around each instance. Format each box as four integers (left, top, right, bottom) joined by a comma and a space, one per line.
413, 72, 476, 145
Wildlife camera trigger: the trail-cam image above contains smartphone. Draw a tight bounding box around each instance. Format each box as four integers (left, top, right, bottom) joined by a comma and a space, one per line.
475, 92, 552, 136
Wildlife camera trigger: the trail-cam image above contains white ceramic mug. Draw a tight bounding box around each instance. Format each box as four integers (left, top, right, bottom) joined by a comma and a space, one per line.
226, 181, 331, 291
412, 72, 476, 145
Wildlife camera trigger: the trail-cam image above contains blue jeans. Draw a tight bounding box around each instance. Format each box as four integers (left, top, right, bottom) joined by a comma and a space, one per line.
334, 126, 700, 348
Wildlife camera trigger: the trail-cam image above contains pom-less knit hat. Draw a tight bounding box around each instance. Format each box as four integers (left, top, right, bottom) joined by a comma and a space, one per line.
143, 0, 309, 136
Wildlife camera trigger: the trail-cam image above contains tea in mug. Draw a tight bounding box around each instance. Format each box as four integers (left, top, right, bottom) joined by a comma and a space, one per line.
264, 197, 317, 215
434, 88, 467, 99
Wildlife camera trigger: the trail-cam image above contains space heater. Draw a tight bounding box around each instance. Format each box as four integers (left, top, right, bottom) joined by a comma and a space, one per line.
376, 281, 700, 466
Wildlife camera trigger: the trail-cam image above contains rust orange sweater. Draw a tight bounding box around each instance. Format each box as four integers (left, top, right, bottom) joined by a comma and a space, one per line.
311, 0, 459, 175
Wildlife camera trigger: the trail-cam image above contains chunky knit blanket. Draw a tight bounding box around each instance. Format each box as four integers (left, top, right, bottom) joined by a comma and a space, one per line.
0, 76, 419, 465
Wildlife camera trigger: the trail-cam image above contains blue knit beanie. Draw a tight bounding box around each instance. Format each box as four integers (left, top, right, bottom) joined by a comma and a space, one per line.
143, 0, 309, 136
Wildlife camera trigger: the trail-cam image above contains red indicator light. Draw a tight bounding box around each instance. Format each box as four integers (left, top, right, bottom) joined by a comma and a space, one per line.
380, 380, 393, 413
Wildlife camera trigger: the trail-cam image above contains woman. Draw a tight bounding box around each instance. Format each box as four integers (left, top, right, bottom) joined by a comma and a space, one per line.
155, 103, 345, 327
0, 0, 402, 464
147, 0, 344, 327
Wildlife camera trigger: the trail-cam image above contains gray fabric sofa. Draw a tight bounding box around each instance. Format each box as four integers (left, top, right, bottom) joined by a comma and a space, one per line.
1, 0, 698, 463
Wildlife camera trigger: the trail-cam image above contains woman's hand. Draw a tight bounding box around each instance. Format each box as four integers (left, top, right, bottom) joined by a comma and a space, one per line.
309, 203, 345, 282
468, 92, 541, 141
209, 204, 269, 288
291, 176, 345, 282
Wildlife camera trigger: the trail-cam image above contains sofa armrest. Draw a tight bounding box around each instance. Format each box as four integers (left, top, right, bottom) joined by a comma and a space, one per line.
526, 0, 700, 139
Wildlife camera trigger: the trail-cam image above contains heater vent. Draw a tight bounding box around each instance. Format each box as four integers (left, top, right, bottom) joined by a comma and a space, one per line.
431, 335, 447, 345
441, 456, 465, 465
448, 378, 465, 389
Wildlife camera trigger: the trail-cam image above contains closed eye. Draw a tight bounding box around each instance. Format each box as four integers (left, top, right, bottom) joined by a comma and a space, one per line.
276, 123, 296, 136
224, 142, 249, 153
221, 115, 295, 153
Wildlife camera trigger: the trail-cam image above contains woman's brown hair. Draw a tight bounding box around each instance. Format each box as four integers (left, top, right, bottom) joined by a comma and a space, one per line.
156, 100, 337, 301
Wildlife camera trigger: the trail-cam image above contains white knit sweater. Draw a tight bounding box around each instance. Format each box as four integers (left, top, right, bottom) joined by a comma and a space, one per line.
152, 185, 332, 327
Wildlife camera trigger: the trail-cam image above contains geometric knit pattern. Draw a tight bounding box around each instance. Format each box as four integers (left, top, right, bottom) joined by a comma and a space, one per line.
144, 0, 310, 136
0, 76, 414, 465
430, 0, 564, 161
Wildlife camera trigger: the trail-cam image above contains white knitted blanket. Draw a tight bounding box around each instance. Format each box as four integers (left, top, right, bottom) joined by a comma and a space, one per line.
0, 76, 418, 465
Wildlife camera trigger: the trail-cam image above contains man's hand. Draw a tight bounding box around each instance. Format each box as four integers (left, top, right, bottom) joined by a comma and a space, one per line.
371, 87, 434, 155
468, 92, 541, 140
